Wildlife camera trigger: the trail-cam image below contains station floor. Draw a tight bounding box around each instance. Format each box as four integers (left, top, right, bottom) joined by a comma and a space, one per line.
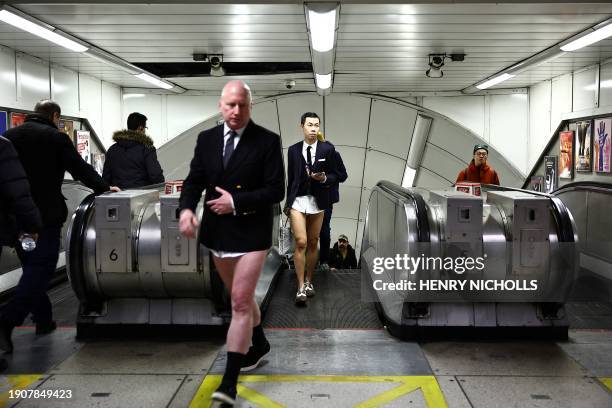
0, 269, 611, 408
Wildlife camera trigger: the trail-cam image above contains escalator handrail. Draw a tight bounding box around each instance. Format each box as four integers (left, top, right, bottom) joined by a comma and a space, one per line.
66, 193, 97, 303
481, 184, 575, 243
375, 181, 430, 242
553, 181, 612, 195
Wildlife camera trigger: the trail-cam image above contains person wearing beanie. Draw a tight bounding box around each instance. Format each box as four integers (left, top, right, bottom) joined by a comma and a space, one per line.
456, 144, 500, 185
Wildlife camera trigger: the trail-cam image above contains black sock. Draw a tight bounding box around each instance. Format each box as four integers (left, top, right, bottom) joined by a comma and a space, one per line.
252, 324, 268, 348
219, 351, 244, 393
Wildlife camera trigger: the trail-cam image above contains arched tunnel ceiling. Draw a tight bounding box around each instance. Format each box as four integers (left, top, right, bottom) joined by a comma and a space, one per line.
157, 92, 523, 255
0, 2, 611, 93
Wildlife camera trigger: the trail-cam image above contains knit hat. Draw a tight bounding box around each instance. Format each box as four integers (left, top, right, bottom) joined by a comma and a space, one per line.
473, 144, 489, 154
338, 234, 349, 242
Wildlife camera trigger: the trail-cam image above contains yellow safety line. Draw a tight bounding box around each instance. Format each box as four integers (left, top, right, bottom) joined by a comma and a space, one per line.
190, 374, 448, 408
0, 375, 45, 408
189, 375, 220, 408
356, 382, 421, 408
236, 384, 284, 408
599, 377, 612, 391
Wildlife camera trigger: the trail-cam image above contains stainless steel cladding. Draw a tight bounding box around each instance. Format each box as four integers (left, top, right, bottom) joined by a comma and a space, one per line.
361, 182, 577, 337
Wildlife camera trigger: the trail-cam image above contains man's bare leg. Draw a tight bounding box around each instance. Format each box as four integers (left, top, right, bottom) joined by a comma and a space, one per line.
290, 209, 308, 290
213, 250, 267, 353
305, 211, 324, 283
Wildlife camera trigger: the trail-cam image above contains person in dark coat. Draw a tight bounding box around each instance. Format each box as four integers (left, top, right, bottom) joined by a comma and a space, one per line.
0, 136, 41, 372
0, 100, 118, 353
328, 234, 357, 269
0, 136, 42, 250
319, 146, 348, 270
102, 112, 164, 189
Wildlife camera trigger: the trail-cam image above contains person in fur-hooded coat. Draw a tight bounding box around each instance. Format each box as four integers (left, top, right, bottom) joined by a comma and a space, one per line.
102, 112, 164, 189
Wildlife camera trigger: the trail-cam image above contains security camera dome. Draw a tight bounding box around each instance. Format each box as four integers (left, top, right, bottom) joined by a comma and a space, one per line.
284, 79, 296, 89
432, 56, 444, 66
209, 55, 222, 68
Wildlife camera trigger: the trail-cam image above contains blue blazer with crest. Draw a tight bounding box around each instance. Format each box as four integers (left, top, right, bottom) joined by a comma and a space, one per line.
179, 120, 285, 252
285, 140, 339, 211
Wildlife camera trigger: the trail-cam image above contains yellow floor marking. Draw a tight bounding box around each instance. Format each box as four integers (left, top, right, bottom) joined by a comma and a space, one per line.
236, 384, 284, 408
190, 374, 448, 408
599, 377, 612, 391
0, 375, 45, 408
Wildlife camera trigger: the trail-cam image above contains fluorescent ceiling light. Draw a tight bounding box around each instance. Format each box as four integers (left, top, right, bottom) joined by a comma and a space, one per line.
561, 22, 612, 51
135, 73, 173, 90
476, 73, 515, 90
315, 73, 332, 89
0, 9, 88, 52
308, 8, 337, 52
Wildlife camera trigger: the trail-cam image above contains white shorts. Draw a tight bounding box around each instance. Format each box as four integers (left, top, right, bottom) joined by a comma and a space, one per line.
291, 195, 323, 214
209, 249, 247, 258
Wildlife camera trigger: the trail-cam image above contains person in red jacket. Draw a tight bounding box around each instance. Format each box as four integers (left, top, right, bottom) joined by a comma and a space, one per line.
456, 144, 500, 185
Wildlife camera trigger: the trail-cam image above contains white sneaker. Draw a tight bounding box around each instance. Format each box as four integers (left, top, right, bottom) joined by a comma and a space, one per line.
304, 281, 315, 297
295, 287, 307, 303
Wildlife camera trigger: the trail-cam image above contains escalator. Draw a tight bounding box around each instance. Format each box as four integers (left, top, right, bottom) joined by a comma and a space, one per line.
552, 182, 612, 329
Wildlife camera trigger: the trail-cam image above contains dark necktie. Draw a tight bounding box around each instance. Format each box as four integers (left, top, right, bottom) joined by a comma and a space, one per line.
306, 145, 313, 172
223, 130, 237, 168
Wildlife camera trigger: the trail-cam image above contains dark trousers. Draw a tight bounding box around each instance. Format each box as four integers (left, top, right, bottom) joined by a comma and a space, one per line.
319, 206, 333, 264
1, 226, 61, 328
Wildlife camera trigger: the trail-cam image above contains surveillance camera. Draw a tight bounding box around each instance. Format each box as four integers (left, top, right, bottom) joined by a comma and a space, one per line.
284, 80, 296, 90
431, 55, 444, 67
209, 55, 222, 68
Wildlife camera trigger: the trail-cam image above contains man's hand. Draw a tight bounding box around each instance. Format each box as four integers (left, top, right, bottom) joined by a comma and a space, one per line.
110, 186, 121, 192
206, 187, 234, 215
179, 209, 200, 239
310, 172, 326, 182
283, 206, 291, 217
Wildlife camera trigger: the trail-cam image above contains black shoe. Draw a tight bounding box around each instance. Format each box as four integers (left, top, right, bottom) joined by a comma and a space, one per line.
35, 321, 57, 335
241, 341, 271, 372
211, 384, 236, 406
0, 324, 14, 353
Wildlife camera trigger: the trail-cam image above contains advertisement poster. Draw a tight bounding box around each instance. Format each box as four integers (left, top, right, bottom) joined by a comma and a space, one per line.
530, 176, 544, 192
0, 111, 6, 135
574, 120, 592, 172
544, 156, 558, 193
59, 119, 75, 141
76, 130, 91, 164
594, 118, 611, 173
559, 130, 573, 179
92, 153, 105, 176
10, 112, 26, 128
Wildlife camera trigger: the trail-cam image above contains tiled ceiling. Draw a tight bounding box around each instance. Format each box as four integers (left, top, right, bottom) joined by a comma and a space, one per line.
0, 1, 611, 93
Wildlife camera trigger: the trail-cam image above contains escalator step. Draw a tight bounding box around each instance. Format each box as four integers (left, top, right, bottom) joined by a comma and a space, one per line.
262, 268, 382, 329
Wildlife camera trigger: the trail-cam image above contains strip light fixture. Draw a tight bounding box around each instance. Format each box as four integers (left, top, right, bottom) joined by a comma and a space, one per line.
0, 8, 88, 52
561, 19, 612, 51
465, 17, 612, 93
305, 3, 339, 95
0, 5, 182, 92
135, 73, 174, 90
315, 73, 332, 90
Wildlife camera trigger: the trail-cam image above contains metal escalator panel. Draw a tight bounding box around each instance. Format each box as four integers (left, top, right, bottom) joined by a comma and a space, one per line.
65, 188, 283, 333
553, 182, 612, 301
361, 182, 579, 339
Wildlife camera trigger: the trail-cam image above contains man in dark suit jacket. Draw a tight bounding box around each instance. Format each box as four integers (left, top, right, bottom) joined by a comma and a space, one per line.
285, 112, 339, 304
178, 80, 284, 406
0, 100, 119, 353
319, 147, 348, 270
